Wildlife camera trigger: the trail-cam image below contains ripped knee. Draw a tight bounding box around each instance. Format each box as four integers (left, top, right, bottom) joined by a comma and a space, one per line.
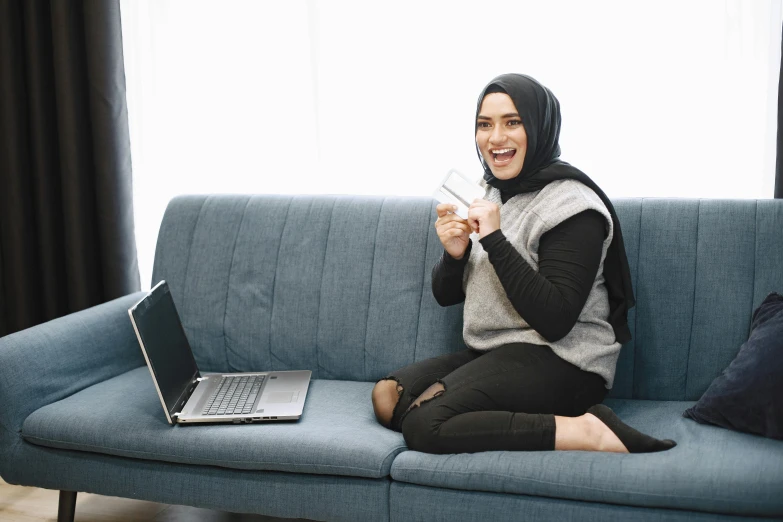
406, 381, 446, 413
400, 382, 449, 454
372, 378, 403, 428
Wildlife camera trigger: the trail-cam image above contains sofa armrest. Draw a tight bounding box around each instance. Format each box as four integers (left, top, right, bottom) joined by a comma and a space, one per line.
0, 292, 147, 438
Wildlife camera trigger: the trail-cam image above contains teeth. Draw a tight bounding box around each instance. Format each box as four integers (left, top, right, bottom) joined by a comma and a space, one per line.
491, 148, 514, 154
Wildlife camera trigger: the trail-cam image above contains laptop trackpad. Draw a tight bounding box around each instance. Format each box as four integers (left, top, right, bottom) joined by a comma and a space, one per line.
266, 391, 298, 404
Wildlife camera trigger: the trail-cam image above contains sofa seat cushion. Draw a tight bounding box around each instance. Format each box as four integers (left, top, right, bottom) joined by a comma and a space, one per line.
22, 367, 405, 479
390, 399, 783, 517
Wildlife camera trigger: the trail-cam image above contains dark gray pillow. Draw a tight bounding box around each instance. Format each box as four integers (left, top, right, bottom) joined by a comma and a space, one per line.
683, 292, 783, 440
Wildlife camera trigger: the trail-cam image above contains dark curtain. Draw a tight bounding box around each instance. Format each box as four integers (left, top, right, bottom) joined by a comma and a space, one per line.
777, 20, 783, 199
0, 0, 140, 337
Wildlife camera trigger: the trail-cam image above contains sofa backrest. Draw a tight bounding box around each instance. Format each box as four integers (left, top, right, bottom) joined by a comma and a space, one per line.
152, 195, 783, 401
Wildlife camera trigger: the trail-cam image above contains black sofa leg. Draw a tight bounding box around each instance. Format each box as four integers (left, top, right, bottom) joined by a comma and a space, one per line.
57, 490, 77, 522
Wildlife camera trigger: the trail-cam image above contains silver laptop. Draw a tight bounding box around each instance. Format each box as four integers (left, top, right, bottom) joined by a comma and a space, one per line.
128, 280, 311, 425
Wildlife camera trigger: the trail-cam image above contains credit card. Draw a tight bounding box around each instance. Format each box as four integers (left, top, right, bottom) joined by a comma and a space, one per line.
433, 169, 486, 219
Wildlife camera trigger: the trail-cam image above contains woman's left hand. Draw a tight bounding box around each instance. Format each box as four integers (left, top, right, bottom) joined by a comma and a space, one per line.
467, 199, 501, 239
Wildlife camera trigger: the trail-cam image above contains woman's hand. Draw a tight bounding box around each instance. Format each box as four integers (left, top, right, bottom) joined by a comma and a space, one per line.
468, 199, 501, 239
435, 204, 472, 260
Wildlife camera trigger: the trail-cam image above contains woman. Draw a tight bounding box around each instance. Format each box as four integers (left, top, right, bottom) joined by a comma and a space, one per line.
371, 73, 675, 454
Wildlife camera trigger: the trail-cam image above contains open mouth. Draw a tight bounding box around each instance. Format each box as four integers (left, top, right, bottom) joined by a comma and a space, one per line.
491, 148, 516, 165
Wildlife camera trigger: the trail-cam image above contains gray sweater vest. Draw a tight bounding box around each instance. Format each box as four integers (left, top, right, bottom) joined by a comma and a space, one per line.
463, 179, 621, 388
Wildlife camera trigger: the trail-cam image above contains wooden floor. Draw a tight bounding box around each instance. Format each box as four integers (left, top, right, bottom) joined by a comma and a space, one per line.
0, 476, 306, 521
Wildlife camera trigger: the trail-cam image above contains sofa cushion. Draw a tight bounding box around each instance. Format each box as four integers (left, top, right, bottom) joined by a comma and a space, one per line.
389, 399, 783, 517
22, 367, 405, 479
684, 292, 783, 440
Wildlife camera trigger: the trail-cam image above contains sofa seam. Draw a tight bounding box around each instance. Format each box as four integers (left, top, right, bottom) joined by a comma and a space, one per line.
632, 199, 642, 399
363, 197, 385, 381
269, 197, 294, 372
411, 206, 431, 364
181, 196, 209, 325
683, 199, 700, 400
223, 197, 252, 372
314, 199, 336, 380
0, 418, 17, 438
752, 200, 759, 327
21, 435, 401, 476
377, 445, 408, 476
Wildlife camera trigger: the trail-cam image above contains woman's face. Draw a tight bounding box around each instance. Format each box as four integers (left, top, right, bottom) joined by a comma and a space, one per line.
476, 93, 528, 180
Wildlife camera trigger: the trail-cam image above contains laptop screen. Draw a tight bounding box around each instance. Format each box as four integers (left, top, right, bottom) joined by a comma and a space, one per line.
130, 281, 200, 415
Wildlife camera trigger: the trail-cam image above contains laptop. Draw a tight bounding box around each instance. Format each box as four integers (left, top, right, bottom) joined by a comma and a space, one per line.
128, 280, 311, 425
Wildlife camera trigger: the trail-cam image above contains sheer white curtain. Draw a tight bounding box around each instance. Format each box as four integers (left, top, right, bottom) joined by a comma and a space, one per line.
120, 0, 783, 289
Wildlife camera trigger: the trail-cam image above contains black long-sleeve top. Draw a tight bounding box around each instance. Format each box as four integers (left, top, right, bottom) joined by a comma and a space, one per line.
432, 208, 606, 343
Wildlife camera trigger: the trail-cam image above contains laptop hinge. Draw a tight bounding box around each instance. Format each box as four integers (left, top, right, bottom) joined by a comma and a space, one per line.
172, 412, 182, 418
195, 377, 206, 382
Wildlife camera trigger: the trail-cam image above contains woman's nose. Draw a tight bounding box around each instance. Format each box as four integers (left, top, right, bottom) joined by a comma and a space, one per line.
489, 126, 506, 144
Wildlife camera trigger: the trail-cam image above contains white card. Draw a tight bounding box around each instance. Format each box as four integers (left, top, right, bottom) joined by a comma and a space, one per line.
433, 169, 486, 219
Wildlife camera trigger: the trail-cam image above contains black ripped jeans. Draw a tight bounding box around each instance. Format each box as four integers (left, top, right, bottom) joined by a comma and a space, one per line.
381, 343, 607, 454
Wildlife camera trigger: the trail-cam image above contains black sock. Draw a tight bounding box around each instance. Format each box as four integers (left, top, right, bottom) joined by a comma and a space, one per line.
587, 404, 676, 453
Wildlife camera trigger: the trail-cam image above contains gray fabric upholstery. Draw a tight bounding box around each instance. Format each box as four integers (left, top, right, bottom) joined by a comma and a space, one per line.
151, 195, 466, 380
0, 441, 390, 522
389, 483, 775, 522
1, 194, 781, 521
0, 292, 146, 455
390, 398, 783, 517
612, 199, 783, 400
151, 195, 783, 402
22, 367, 405, 478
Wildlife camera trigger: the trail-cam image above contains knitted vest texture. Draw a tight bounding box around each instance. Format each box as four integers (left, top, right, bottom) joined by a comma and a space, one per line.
463, 179, 621, 388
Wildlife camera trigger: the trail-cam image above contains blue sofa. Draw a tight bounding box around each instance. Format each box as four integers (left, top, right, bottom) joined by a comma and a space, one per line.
1, 194, 782, 521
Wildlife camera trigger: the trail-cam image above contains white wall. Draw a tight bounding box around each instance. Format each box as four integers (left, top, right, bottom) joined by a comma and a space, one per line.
120, 0, 783, 289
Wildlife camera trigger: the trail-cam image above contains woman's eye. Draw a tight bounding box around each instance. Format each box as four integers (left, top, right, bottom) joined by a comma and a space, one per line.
477, 121, 491, 128
507, 120, 522, 127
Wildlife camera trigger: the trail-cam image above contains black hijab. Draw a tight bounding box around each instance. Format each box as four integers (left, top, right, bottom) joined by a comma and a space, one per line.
476, 73, 635, 343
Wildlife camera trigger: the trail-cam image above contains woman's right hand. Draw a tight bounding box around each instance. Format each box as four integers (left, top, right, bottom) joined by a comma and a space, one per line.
435, 204, 473, 260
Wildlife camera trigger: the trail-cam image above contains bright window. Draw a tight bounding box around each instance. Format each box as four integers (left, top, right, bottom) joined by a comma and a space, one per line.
120, 0, 783, 289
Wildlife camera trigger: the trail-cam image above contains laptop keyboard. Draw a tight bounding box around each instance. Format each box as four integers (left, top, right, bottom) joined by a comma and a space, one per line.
202, 375, 266, 416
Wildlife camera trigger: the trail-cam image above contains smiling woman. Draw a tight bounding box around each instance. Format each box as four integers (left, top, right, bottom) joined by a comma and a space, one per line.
475, 93, 529, 178
120, 0, 782, 289
371, 73, 675, 455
